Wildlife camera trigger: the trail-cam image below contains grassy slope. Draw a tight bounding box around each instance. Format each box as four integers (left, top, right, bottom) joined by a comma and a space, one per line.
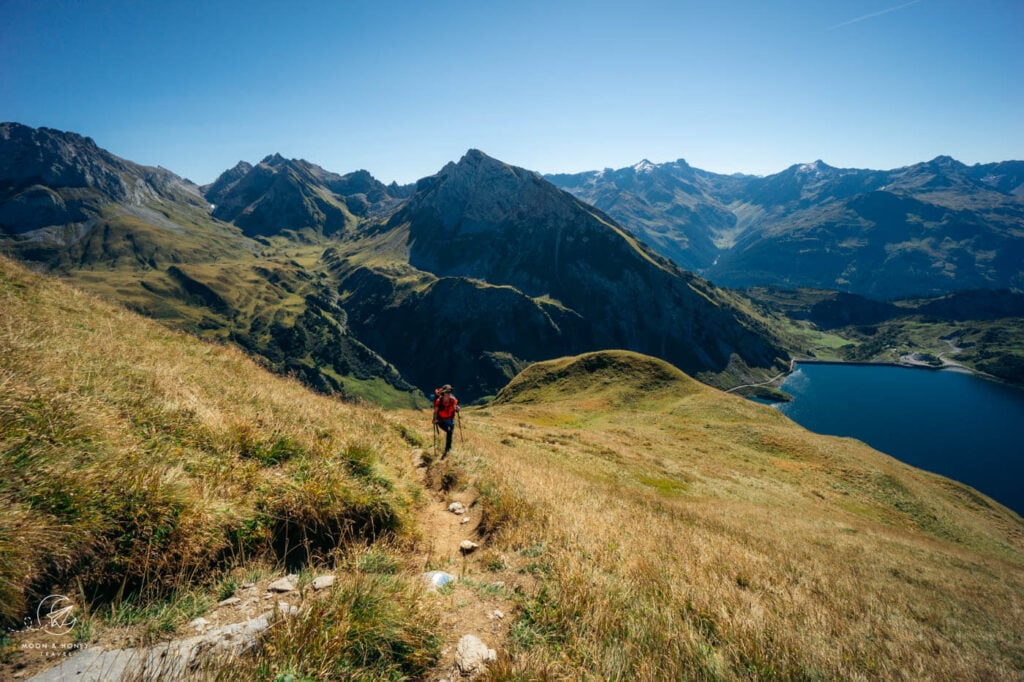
0, 255, 439, 678
45, 208, 425, 408
4, 255, 1023, 679
439, 350, 1024, 680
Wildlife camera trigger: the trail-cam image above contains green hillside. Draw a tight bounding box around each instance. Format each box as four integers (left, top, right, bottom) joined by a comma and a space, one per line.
466, 351, 1024, 679
0, 255, 438, 679
3, 260, 1023, 680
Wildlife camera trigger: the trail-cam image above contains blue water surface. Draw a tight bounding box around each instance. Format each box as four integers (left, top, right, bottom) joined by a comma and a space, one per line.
774, 363, 1024, 516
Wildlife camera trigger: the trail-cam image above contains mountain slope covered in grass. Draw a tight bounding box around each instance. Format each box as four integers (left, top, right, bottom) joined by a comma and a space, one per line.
461, 350, 1024, 679
0, 123, 423, 407
2, 257, 1022, 680
0, 254, 443, 679
744, 287, 1024, 383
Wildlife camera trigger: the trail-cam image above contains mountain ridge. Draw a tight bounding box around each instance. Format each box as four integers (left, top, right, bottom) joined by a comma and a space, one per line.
0, 124, 791, 402
334, 149, 790, 399
548, 155, 1024, 298
4, 121, 1023, 399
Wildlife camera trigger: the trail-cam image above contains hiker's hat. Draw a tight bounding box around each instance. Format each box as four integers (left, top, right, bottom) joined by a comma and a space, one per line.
441, 384, 453, 393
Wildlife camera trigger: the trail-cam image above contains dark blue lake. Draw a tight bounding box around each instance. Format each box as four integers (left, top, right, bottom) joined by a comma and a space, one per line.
771, 363, 1024, 516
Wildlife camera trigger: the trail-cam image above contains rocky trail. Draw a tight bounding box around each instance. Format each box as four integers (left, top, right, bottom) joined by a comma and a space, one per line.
410, 447, 518, 680
8, 443, 516, 681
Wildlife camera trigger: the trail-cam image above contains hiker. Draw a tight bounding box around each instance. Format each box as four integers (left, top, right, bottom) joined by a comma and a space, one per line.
432, 384, 459, 457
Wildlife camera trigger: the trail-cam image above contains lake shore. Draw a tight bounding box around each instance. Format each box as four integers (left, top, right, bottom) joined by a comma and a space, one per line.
791, 356, 1004, 382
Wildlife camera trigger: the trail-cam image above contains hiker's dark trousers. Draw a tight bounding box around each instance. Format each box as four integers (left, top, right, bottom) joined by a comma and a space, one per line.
438, 419, 455, 453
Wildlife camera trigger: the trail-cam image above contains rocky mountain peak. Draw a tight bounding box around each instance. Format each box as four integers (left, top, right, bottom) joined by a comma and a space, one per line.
407, 149, 553, 231
1, 122, 132, 200
259, 153, 289, 168
927, 155, 964, 170
0, 122, 203, 235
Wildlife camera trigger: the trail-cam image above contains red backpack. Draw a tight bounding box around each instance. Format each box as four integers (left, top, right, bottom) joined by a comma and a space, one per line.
434, 392, 458, 419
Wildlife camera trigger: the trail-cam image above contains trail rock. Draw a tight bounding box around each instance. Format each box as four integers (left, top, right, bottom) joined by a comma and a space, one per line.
455, 634, 496, 676
29, 612, 275, 681
459, 540, 480, 553
461, 516, 471, 524
188, 617, 210, 632
412, 448, 427, 467
423, 570, 455, 590
312, 574, 336, 590
448, 501, 467, 515
217, 597, 241, 607
267, 574, 298, 593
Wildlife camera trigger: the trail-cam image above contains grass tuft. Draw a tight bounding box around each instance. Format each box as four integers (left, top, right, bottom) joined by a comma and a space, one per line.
213, 574, 441, 680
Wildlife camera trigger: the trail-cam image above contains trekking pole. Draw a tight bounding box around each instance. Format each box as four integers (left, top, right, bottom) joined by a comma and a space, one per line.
457, 411, 465, 446
433, 422, 439, 459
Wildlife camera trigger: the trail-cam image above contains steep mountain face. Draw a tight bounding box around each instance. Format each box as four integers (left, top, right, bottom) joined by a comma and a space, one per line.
549, 157, 1024, 299
0, 122, 229, 267
334, 151, 790, 399
203, 154, 403, 238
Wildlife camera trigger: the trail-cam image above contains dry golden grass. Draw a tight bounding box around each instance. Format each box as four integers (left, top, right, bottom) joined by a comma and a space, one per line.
5, 252, 1023, 680
401, 351, 1024, 681
0, 255, 441, 676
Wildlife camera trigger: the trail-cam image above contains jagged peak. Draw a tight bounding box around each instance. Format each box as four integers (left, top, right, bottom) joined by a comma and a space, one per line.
461, 148, 490, 164
259, 152, 288, 167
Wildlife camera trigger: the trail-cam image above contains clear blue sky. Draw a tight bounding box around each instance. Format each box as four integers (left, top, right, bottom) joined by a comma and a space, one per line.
3, 0, 1022, 185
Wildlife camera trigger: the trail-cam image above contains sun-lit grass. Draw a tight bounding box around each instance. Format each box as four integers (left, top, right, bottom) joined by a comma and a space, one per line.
5, 253, 1023, 680
406, 350, 1024, 680
0, 255, 441, 675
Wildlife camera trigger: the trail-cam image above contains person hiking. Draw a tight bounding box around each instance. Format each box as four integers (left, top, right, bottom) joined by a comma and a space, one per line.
432, 384, 459, 457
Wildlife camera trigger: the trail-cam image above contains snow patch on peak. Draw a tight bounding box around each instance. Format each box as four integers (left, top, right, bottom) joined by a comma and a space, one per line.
633, 159, 656, 174
797, 160, 833, 177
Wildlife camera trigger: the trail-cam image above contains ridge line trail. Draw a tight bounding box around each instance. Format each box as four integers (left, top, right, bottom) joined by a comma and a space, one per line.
410, 432, 516, 680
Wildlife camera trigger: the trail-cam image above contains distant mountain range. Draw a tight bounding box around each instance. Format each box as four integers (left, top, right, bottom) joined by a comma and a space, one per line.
4, 122, 1024, 398
548, 156, 1024, 299
0, 123, 789, 402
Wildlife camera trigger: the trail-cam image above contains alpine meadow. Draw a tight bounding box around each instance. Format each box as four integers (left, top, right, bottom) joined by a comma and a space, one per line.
2, 116, 1023, 681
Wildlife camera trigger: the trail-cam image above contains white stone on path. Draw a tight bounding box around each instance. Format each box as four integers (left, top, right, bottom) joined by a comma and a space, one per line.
448, 501, 467, 515
459, 540, 479, 553
267, 574, 298, 593
188, 617, 209, 632
312, 575, 335, 590
455, 634, 496, 676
